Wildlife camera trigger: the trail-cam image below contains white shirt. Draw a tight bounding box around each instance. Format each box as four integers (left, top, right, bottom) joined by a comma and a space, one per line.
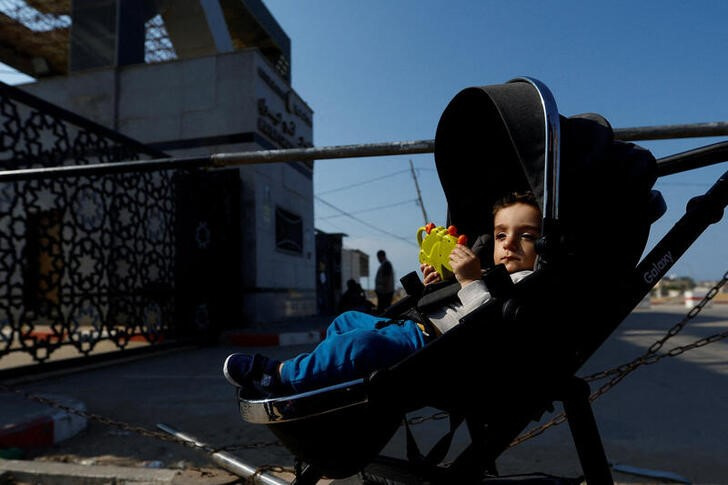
426, 270, 533, 335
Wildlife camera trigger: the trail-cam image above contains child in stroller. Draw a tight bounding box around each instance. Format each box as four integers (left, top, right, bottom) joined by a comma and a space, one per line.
224, 191, 541, 397
231, 76, 727, 485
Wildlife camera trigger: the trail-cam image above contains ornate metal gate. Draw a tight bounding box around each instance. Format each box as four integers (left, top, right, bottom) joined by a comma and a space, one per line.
0, 81, 179, 371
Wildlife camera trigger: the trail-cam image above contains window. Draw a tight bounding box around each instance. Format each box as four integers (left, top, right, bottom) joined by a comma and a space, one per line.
275, 206, 303, 254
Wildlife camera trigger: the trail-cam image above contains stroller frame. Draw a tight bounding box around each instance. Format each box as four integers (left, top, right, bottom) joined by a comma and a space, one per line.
236, 77, 728, 485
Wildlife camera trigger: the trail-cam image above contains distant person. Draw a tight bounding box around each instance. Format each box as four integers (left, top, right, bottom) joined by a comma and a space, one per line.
375, 250, 394, 313
338, 279, 374, 314
223, 191, 541, 397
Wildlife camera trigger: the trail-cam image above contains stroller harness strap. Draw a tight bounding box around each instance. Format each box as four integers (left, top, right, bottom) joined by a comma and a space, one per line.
375, 307, 441, 340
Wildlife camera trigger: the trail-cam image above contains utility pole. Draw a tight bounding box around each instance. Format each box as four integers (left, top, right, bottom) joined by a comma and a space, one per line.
409, 159, 429, 224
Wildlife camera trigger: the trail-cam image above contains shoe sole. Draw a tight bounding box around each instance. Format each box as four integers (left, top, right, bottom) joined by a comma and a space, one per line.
223, 354, 242, 387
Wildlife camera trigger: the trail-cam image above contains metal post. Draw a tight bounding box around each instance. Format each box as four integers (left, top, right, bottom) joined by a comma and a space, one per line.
562, 378, 614, 485
409, 159, 429, 224
156, 423, 290, 485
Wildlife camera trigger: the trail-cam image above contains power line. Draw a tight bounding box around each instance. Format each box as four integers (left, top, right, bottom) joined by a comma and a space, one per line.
317, 198, 417, 220
316, 168, 411, 196
314, 195, 417, 246
317, 216, 349, 234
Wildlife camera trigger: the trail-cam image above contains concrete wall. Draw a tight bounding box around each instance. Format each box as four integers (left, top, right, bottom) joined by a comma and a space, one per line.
20, 49, 316, 325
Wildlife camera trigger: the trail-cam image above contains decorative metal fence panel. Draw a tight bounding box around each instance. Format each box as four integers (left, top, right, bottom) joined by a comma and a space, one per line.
0, 81, 177, 367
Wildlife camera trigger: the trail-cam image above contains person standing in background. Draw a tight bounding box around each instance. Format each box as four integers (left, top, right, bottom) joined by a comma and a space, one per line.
375, 249, 394, 313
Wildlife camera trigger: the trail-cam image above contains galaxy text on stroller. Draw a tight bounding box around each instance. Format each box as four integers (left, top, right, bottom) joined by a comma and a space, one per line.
643, 251, 674, 284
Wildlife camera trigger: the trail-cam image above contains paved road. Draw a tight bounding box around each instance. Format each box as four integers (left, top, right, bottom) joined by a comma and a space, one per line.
3, 303, 728, 484
494, 302, 728, 483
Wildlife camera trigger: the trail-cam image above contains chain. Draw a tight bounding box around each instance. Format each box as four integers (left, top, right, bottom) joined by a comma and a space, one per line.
584, 272, 727, 382
509, 271, 727, 447
0, 382, 281, 455
511, 322, 728, 447
406, 410, 450, 425
2, 272, 726, 465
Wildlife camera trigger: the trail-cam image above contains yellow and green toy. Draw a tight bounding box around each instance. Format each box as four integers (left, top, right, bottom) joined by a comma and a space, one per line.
416, 222, 468, 280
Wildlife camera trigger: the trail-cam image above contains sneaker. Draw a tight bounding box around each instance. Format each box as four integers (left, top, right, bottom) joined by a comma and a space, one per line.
223, 353, 290, 398
223, 353, 260, 387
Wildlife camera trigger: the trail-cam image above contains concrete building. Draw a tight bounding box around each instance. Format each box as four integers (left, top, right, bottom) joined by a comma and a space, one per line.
341, 248, 370, 292
1, 0, 316, 326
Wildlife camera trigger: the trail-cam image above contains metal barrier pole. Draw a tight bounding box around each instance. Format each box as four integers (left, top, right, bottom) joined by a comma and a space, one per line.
157, 423, 290, 485
0, 121, 727, 182
615, 121, 728, 141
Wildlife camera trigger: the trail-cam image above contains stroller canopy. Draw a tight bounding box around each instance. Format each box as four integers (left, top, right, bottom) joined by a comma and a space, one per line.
435, 77, 658, 274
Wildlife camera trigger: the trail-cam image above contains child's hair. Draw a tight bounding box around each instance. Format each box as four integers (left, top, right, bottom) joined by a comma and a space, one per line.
491, 191, 540, 216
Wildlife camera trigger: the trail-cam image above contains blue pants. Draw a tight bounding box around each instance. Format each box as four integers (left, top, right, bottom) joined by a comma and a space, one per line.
279, 311, 427, 392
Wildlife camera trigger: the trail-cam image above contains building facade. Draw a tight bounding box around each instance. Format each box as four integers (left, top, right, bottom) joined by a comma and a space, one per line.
12, 1, 316, 327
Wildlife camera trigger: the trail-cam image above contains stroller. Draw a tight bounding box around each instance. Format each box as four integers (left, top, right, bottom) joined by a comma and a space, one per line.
236, 77, 728, 484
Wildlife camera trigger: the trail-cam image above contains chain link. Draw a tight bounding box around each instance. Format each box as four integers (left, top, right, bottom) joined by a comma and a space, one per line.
406, 410, 450, 425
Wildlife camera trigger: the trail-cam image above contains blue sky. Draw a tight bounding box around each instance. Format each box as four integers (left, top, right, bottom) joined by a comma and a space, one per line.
260, 0, 728, 286
1, 1, 726, 287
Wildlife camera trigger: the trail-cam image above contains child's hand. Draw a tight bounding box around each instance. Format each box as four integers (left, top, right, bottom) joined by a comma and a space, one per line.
420, 263, 441, 286
449, 245, 481, 287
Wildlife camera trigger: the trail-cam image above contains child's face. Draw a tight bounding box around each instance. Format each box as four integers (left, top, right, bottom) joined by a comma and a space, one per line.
492, 202, 541, 273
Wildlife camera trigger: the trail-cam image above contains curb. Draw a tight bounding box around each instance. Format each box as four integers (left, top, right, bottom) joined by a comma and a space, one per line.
223, 329, 326, 347
0, 458, 177, 484
0, 394, 87, 450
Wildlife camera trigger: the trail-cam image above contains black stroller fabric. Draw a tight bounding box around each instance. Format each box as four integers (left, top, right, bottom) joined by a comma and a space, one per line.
558, 113, 657, 273
434, 84, 657, 275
